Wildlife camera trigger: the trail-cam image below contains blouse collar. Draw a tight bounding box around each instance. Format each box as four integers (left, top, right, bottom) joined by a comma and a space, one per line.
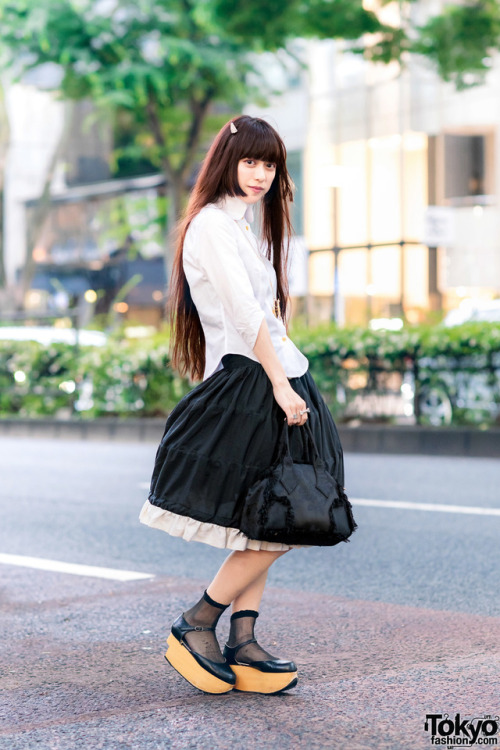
218, 195, 254, 223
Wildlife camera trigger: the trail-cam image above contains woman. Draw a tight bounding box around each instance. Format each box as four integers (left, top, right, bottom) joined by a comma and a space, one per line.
139, 115, 349, 696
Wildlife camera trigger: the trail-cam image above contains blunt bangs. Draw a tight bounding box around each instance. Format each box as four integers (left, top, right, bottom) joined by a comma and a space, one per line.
193, 114, 292, 206
231, 119, 283, 166
215, 116, 288, 200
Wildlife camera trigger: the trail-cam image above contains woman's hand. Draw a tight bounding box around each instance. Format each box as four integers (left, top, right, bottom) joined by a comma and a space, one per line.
252, 319, 308, 425
273, 381, 309, 426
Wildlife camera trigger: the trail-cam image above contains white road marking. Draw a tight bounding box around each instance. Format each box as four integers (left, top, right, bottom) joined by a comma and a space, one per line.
0, 554, 155, 581
137, 483, 500, 519
352, 498, 500, 517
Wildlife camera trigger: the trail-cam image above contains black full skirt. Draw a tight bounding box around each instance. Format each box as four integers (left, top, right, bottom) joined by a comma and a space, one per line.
143, 354, 345, 547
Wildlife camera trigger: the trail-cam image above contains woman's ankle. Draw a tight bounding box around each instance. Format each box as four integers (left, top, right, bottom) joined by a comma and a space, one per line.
184, 589, 230, 628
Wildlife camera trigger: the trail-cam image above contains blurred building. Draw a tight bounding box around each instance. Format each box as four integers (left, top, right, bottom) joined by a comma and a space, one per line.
2, 72, 166, 322
24, 174, 167, 324
251, 1, 500, 325
244, 47, 309, 315
306, 0, 500, 324
5, 0, 500, 327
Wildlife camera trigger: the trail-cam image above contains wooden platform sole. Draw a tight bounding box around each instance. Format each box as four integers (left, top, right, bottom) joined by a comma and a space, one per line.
231, 664, 298, 694
165, 634, 234, 694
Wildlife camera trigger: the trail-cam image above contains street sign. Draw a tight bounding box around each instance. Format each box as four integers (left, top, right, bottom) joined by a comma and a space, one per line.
422, 206, 455, 247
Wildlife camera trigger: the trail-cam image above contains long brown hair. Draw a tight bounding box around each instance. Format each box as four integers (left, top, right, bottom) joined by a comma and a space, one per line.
169, 115, 294, 381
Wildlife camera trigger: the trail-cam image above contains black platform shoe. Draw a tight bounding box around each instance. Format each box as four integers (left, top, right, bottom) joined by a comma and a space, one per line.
223, 638, 298, 694
166, 614, 236, 694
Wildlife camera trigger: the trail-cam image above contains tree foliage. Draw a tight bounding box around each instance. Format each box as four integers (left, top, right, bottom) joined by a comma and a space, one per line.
212, 0, 381, 50
413, 0, 500, 89
0, 0, 252, 175
0, 0, 499, 266
0, 0, 391, 263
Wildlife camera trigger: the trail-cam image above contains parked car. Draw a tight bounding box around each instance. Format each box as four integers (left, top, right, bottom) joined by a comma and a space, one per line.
443, 300, 500, 326
414, 351, 500, 426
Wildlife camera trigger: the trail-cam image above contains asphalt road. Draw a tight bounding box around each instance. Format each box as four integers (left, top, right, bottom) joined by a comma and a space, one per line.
2, 436, 499, 615
1, 436, 499, 749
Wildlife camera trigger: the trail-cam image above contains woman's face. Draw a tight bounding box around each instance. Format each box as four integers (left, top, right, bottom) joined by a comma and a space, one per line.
237, 157, 276, 204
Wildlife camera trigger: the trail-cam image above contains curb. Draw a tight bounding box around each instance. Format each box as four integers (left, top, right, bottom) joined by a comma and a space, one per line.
1, 417, 499, 457
0, 417, 166, 443
337, 424, 500, 458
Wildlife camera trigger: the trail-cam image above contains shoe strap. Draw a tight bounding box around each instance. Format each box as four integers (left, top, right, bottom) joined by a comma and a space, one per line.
179, 625, 214, 647
180, 614, 216, 633
184, 624, 215, 633
179, 621, 215, 643
233, 637, 257, 652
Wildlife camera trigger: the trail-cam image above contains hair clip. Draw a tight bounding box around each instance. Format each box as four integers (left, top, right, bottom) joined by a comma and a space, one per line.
230, 122, 238, 134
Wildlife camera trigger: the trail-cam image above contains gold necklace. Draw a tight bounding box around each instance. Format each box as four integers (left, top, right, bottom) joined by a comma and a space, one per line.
241, 222, 281, 319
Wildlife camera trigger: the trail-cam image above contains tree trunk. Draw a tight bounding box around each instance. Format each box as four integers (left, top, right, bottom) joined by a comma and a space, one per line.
0, 82, 9, 290
147, 89, 212, 288
163, 173, 186, 283
0, 190, 5, 289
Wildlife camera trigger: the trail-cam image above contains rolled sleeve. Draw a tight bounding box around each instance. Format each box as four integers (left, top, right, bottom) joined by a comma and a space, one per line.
195, 209, 265, 349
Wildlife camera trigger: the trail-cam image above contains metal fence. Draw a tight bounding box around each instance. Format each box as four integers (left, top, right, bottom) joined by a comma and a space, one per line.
310, 350, 500, 427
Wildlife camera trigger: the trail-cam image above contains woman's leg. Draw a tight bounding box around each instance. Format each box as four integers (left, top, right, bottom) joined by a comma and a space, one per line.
231, 569, 268, 613
165, 549, 292, 694
206, 548, 288, 607
211, 550, 297, 694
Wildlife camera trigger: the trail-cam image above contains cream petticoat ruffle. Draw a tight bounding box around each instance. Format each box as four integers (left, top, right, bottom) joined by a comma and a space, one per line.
139, 498, 302, 551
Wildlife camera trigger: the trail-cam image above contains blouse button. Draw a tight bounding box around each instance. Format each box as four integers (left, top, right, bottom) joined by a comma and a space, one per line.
282, 336, 286, 341
245, 225, 249, 230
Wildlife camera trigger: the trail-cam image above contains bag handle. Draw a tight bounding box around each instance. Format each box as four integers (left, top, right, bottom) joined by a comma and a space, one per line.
276, 417, 332, 497
277, 417, 324, 470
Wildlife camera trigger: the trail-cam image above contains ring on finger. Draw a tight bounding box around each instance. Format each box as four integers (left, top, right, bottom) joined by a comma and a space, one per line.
299, 407, 310, 416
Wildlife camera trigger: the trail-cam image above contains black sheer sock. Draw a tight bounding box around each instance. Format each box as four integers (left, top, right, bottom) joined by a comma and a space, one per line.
182, 590, 229, 664
227, 610, 279, 663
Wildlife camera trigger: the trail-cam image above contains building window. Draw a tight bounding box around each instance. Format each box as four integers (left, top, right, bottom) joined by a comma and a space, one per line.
444, 135, 485, 199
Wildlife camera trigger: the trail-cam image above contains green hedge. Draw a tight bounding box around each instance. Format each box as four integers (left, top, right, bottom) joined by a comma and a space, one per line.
0, 338, 190, 419
1, 322, 500, 425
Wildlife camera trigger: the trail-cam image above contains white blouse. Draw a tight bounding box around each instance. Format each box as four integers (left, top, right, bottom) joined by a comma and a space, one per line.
183, 195, 309, 381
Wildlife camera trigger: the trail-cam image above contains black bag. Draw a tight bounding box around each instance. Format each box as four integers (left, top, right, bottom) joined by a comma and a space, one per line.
240, 419, 358, 546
